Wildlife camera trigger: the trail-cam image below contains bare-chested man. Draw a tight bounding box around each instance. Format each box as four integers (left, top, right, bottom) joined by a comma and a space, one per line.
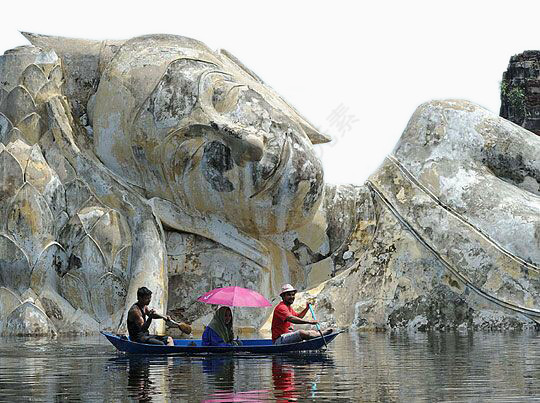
127, 287, 174, 346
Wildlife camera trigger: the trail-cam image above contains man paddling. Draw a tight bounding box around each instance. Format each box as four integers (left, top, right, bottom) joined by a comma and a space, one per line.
127, 287, 175, 346
271, 284, 332, 345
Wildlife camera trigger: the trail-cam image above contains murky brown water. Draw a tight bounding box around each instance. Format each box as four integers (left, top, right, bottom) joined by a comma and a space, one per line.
0, 331, 539, 402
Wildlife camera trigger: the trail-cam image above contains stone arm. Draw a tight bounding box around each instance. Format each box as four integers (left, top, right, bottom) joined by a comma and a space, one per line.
389, 100, 540, 263
269, 183, 377, 285
367, 99, 540, 322
295, 99, 540, 331
284, 100, 539, 296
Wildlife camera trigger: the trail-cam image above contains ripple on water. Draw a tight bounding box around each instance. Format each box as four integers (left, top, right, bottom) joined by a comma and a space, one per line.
0, 332, 540, 401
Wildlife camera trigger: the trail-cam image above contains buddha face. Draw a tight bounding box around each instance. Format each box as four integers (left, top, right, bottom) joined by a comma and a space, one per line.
170, 68, 324, 235
94, 36, 326, 235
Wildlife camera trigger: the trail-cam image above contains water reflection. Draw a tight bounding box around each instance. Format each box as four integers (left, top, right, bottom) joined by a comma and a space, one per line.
127, 357, 157, 401
272, 357, 296, 401
202, 357, 235, 392
1, 332, 540, 401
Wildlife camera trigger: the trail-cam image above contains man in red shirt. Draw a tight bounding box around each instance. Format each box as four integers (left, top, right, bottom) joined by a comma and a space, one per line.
271, 284, 333, 345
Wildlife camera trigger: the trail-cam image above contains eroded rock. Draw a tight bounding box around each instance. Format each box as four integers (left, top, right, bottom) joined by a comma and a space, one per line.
2, 300, 56, 336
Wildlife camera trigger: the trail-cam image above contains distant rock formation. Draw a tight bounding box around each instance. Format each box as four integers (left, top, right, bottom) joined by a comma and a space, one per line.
500, 50, 540, 135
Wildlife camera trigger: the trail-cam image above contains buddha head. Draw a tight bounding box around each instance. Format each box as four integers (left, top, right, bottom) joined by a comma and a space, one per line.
88, 34, 329, 235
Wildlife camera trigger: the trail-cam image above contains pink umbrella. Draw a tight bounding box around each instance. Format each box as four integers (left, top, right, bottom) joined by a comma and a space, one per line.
197, 286, 272, 307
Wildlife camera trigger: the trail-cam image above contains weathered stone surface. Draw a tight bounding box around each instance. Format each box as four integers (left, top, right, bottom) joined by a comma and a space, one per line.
90, 34, 325, 236
0, 148, 24, 209
2, 300, 56, 336
0, 113, 14, 143
0, 34, 538, 336
165, 230, 272, 332
296, 100, 540, 331
7, 182, 54, 266
0, 235, 31, 295
0, 287, 22, 329
38, 287, 99, 334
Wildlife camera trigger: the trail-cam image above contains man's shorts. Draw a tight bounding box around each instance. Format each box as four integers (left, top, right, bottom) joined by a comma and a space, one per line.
274, 331, 303, 345
137, 334, 169, 345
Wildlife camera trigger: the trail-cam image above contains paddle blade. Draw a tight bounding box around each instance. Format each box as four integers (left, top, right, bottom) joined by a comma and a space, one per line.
166, 319, 192, 334
178, 322, 192, 335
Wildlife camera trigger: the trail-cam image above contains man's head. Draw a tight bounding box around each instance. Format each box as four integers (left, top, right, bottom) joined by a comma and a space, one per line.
280, 284, 297, 306
137, 287, 152, 305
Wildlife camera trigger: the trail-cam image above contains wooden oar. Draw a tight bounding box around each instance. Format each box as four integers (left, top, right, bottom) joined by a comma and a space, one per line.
308, 303, 328, 349
166, 318, 192, 334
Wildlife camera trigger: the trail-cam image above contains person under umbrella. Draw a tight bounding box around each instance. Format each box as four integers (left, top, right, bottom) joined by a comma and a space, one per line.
198, 286, 271, 346
202, 306, 239, 346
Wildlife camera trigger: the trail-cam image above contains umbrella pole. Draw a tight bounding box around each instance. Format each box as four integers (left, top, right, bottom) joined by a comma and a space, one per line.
232, 305, 236, 342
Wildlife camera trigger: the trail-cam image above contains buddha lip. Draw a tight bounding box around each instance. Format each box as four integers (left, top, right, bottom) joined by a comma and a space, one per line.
249, 136, 290, 199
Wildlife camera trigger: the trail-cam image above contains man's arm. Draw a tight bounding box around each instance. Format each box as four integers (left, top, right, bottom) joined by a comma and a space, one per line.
129, 306, 152, 332
296, 304, 310, 319
145, 307, 171, 321
286, 315, 317, 325
141, 315, 153, 332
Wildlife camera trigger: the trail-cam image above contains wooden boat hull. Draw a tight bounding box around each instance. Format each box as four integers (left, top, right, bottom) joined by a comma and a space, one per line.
101, 331, 342, 354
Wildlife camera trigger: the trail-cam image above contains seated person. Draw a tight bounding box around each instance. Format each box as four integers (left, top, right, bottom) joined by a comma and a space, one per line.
127, 286, 174, 346
272, 284, 333, 345
202, 306, 237, 346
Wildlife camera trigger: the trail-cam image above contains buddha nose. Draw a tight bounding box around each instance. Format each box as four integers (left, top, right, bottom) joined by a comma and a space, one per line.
210, 121, 264, 165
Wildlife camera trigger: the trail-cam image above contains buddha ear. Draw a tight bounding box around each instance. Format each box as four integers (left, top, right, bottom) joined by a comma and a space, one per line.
21, 32, 125, 122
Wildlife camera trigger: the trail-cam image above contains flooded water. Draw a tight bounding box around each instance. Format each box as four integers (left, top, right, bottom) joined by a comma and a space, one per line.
0, 331, 539, 402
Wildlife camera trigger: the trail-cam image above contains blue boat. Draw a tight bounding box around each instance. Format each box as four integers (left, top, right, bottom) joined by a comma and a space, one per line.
101, 330, 342, 355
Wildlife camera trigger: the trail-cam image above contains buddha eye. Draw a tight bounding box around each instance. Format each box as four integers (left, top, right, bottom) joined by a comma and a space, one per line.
211, 80, 245, 114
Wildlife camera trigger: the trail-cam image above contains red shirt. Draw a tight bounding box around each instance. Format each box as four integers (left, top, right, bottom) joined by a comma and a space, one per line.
271, 301, 298, 341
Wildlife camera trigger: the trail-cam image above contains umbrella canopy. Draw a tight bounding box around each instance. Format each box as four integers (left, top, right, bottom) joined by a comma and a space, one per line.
197, 286, 272, 307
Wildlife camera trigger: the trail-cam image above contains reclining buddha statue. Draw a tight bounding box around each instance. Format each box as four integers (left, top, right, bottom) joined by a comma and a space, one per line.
0, 32, 538, 335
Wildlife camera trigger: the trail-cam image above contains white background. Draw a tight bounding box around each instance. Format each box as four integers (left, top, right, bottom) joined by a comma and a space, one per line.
1, 0, 538, 185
